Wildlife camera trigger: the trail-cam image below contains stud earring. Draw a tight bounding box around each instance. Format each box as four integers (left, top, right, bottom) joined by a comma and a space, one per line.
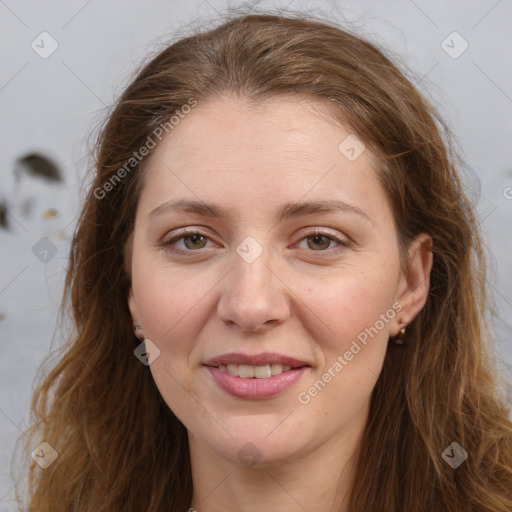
392, 322, 405, 345
393, 325, 406, 345
133, 325, 144, 338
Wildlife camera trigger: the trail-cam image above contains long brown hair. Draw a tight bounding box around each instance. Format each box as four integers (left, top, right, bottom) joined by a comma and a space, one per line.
14, 8, 512, 511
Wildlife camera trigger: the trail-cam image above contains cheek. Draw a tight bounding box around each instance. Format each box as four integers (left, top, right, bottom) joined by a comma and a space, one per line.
132, 257, 207, 342
300, 269, 396, 349
133, 270, 207, 423
296, 273, 394, 394
293, 277, 393, 424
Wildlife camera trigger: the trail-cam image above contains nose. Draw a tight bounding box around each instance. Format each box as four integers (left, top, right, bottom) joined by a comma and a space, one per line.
216, 245, 291, 333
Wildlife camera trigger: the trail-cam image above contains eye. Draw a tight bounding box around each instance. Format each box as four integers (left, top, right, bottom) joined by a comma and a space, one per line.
296, 229, 350, 255
161, 227, 214, 253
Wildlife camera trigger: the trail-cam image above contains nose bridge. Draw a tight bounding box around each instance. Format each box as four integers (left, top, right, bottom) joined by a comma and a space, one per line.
217, 235, 290, 331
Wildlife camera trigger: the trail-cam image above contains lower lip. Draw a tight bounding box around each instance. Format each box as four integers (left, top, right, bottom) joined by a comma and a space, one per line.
205, 366, 310, 400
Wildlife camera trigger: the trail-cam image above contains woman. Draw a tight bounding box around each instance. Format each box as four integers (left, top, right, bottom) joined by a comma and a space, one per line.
17, 10, 512, 512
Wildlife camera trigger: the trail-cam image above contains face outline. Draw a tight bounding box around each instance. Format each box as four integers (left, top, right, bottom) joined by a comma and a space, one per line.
127, 94, 433, 469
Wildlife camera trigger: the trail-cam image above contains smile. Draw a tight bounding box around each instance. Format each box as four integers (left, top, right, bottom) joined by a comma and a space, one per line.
203, 359, 310, 400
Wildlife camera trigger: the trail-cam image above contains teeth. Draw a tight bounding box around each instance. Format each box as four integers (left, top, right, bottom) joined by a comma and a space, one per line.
217, 363, 296, 378
227, 364, 238, 376
238, 365, 254, 378
254, 365, 272, 378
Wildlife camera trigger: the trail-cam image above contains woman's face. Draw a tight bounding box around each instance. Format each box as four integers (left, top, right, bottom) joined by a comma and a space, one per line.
128, 95, 431, 467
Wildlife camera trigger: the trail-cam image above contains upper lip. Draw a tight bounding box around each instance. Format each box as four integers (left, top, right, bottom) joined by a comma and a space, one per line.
203, 352, 310, 368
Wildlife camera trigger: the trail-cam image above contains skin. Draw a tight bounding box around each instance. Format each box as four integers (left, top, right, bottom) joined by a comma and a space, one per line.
127, 95, 433, 511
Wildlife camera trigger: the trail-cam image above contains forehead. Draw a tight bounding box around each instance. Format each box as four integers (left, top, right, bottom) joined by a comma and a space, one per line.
154, 95, 364, 163
137, 95, 387, 221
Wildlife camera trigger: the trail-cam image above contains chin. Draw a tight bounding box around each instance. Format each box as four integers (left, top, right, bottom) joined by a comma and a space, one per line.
221, 439, 303, 469
197, 420, 308, 467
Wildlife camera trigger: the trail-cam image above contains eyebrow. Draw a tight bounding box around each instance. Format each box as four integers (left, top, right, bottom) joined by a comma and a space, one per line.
148, 198, 372, 224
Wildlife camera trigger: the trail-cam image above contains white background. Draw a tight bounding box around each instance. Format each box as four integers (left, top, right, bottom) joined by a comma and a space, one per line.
1, 0, 511, 508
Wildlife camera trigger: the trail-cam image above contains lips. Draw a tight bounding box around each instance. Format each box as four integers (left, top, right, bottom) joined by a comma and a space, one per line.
205, 366, 310, 399
203, 352, 311, 399
203, 352, 310, 368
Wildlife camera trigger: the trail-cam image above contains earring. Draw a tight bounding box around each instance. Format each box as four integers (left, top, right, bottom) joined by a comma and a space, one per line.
393, 326, 406, 345
133, 324, 143, 332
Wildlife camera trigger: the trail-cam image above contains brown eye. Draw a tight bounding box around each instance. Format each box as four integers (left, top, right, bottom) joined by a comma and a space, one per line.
182, 233, 208, 250
296, 229, 350, 255
161, 228, 214, 254
306, 234, 332, 251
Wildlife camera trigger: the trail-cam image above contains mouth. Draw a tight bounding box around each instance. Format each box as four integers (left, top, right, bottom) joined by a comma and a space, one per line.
212, 363, 307, 379
203, 352, 311, 398
204, 364, 311, 400
203, 352, 310, 379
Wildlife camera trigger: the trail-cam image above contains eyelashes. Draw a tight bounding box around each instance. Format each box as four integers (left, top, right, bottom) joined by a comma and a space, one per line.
161, 228, 212, 254
160, 227, 350, 257
295, 229, 349, 254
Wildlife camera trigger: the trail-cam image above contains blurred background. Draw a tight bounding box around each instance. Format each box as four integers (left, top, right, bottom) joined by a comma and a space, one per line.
0, 0, 511, 508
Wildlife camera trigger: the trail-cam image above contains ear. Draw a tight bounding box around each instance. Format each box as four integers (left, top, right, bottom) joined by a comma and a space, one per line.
128, 286, 145, 340
128, 285, 139, 325
390, 233, 433, 336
